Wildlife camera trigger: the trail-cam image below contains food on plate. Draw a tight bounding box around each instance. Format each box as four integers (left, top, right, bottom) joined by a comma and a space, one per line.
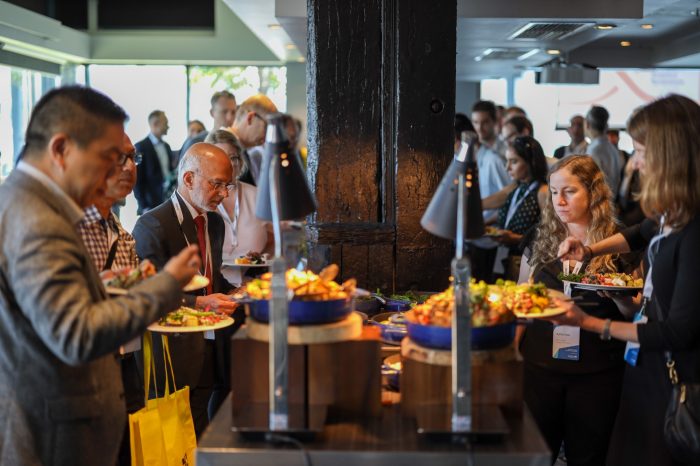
484, 226, 501, 236
244, 264, 355, 301
158, 307, 228, 327
558, 272, 643, 288
101, 260, 156, 289
234, 251, 266, 265
386, 360, 402, 371
410, 280, 554, 327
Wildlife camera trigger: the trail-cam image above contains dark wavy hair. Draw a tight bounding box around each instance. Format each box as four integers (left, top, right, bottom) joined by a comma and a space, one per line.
508, 136, 548, 184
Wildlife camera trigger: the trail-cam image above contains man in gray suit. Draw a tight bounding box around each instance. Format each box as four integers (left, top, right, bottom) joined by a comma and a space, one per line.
0, 86, 200, 466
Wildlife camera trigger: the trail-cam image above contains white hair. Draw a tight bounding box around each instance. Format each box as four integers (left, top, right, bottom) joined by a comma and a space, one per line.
178, 150, 200, 184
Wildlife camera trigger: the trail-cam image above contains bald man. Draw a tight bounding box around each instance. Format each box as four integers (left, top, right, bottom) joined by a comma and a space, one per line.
229, 94, 278, 185
132, 142, 239, 436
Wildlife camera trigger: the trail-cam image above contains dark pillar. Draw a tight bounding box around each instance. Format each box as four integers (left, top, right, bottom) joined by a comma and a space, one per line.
307, 0, 456, 292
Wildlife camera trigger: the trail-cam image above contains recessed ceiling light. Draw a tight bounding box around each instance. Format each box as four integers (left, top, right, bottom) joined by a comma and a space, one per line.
546, 49, 561, 55
641, 24, 654, 30
620, 40, 632, 47
518, 49, 540, 61
595, 24, 617, 30
268, 24, 281, 30
285, 44, 296, 50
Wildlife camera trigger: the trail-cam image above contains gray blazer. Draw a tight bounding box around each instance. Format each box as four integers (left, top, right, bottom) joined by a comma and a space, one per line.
0, 169, 182, 466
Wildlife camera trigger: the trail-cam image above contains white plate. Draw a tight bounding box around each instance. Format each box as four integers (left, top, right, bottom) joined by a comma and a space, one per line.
106, 274, 209, 295
148, 316, 235, 334
562, 280, 642, 292
513, 289, 568, 319
183, 274, 209, 292
222, 262, 269, 269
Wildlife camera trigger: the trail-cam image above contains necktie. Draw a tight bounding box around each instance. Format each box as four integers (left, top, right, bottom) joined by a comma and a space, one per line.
193, 215, 213, 294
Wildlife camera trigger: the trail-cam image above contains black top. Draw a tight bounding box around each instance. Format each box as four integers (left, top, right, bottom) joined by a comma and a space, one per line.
497, 182, 541, 253
520, 243, 637, 374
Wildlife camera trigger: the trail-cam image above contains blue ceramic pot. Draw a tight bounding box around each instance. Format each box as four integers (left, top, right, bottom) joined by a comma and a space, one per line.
382, 353, 401, 390
405, 311, 516, 350
246, 298, 352, 325
369, 312, 407, 345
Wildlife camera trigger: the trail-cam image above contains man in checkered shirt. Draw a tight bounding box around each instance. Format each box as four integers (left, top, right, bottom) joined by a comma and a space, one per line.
76, 133, 142, 466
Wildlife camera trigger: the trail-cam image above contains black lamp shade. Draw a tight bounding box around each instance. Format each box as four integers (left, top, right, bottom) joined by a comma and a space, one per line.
420, 141, 485, 240
256, 113, 317, 221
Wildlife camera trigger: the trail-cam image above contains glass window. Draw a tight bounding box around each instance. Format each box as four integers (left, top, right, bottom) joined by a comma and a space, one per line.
480, 78, 507, 107
0, 65, 60, 181
188, 65, 287, 128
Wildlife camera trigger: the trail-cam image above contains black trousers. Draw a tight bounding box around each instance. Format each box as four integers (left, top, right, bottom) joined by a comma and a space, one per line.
524, 362, 624, 466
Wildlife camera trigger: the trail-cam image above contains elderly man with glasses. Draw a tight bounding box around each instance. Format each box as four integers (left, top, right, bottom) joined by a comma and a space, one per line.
132, 142, 238, 437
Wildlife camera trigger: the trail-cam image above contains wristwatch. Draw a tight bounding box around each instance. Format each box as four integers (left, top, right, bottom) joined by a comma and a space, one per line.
600, 318, 612, 341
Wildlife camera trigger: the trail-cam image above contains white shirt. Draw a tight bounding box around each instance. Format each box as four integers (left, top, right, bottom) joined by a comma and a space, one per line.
148, 133, 171, 181
174, 191, 212, 277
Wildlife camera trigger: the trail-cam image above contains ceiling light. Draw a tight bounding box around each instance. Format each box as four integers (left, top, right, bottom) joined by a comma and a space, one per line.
595, 24, 617, 30
620, 40, 632, 47
285, 44, 296, 50
641, 24, 654, 30
268, 24, 281, 30
517, 49, 540, 61
546, 49, 561, 55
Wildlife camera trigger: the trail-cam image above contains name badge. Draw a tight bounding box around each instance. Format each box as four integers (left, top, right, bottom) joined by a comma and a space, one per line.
553, 325, 580, 361
624, 311, 648, 366
204, 330, 215, 340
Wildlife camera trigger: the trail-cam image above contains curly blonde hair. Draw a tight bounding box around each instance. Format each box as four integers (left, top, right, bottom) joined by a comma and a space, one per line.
529, 155, 620, 274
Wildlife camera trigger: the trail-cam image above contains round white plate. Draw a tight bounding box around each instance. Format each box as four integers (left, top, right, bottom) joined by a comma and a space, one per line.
222, 262, 269, 269
148, 316, 235, 333
106, 286, 127, 295
513, 289, 568, 319
562, 280, 642, 292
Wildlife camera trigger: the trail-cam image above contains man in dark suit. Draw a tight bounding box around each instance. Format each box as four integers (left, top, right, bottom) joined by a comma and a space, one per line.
134, 110, 177, 214
0, 86, 200, 466
133, 142, 240, 436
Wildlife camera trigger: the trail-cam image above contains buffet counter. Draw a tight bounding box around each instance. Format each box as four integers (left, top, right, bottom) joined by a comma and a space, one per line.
196, 394, 550, 466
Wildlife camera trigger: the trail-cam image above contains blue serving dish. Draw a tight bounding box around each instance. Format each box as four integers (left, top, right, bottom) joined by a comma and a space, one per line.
384, 298, 413, 312
405, 311, 516, 350
354, 296, 381, 316
382, 353, 402, 391
369, 312, 407, 345
245, 298, 352, 325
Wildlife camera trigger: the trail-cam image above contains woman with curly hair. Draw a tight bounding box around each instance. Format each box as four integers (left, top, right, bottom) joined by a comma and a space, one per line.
555, 94, 700, 466
518, 155, 638, 466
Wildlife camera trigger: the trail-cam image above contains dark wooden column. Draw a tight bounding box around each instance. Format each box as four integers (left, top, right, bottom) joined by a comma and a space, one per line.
306, 0, 455, 292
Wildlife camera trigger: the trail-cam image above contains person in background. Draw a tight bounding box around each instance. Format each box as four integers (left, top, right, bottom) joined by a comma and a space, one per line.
470, 100, 509, 282
76, 133, 142, 466
133, 110, 176, 214
0, 85, 198, 466
454, 112, 477, 155
585, 105, 622, 195
554, 115, 587, 160
504, 105, 527, 122
556, 94, 700, 466
180, 91, 237, 159
229, 94, 278, 186
496, 104, 506, 134
491, 136, 548, 280
501, 115, 534, 143
132, 142, 238, 437
188, 119, 207, 139
519, 155, 636, 466
205, 129, 273, 287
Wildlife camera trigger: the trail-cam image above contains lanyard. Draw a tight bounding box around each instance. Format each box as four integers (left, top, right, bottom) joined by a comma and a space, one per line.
171, 192, 212, 277
504, 181, 538, 229
217, 184, 240, 254
563, 259, 583, 297
643, 216, 671, 299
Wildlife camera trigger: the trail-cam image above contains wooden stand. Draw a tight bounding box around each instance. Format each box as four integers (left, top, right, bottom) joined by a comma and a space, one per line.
400, 338, 523, 419
231, 316, 382, 431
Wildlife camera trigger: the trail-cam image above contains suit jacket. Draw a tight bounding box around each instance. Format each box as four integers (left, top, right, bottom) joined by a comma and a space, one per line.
0, 169, 181, 466
132, 193, 235, 394
133, 136, 176, 214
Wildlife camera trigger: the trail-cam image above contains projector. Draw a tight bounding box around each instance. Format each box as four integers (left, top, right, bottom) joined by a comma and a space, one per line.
535, 62, 599, 85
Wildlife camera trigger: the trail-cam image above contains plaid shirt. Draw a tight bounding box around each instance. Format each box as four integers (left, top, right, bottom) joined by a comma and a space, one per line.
77, 206, 139, 271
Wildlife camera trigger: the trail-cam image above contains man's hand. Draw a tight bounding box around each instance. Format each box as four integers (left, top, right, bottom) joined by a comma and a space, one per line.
557, 236, 586, 262
195, 294, 239, 315
164, 245, 200, 287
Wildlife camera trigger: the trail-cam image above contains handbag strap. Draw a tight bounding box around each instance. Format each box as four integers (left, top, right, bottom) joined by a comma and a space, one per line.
161, 335, 178, 394
143, 331, 159, 404
651, 295, 680, 386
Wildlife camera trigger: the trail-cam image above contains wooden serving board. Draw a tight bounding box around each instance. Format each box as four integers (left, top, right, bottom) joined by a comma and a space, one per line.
246, 312, 362, 345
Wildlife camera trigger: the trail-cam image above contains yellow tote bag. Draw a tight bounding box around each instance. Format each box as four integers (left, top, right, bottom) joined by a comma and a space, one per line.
129, 332, 197, 466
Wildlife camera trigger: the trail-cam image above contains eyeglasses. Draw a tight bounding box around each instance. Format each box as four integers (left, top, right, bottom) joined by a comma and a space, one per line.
253, 112, 268, 128
117, 152, 142, 166
195, 172, 236, 193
